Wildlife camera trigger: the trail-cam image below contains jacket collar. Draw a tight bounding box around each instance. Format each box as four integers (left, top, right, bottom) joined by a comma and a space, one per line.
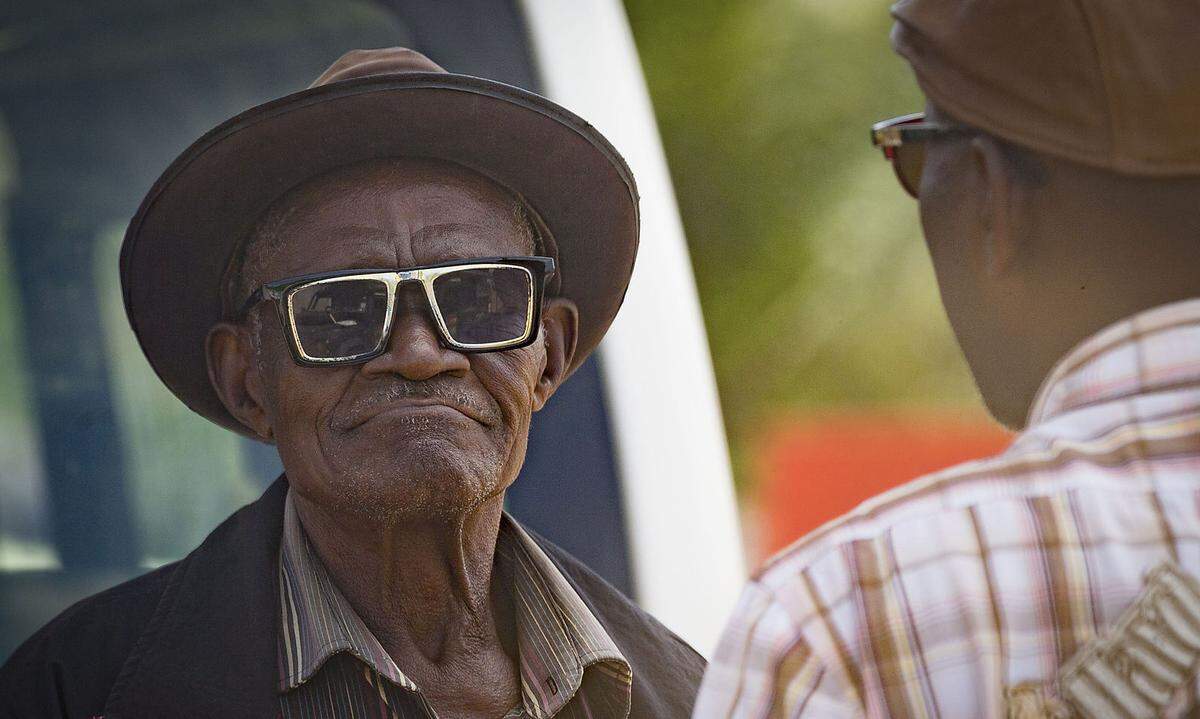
104, 477, 288, 718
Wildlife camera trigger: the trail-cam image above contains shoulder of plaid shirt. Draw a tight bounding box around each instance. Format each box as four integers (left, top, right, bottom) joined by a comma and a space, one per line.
694, 296, 1200, 719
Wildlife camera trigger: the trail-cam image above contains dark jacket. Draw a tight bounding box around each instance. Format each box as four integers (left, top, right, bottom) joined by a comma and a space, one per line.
0, 478, 705, 718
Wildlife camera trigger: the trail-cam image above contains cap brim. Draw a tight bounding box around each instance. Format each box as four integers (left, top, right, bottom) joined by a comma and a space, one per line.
121, 73, 638, 438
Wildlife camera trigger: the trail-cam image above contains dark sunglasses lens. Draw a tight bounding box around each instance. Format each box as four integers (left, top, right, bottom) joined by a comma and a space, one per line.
290, 279, 390, 359
892, 142, 925, 198
432, 267, 533, 346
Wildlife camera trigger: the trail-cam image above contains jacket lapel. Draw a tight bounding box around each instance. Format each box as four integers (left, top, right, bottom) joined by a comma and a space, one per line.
104, 478, 288, 718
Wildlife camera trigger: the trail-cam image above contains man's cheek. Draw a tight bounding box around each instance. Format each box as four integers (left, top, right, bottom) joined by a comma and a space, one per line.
504, 346, 546, 391
269, 372, 334, 438
478, 354, 539, 404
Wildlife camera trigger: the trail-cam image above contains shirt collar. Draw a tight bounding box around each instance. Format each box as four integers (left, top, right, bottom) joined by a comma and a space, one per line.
276, 491, 415, 692
1027, 297, 1200, 426
500, 517, 631, 718
276, 491, 631, 718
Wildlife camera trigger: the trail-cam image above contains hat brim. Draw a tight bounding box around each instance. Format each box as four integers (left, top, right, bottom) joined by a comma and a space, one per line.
120, 73, 639, 438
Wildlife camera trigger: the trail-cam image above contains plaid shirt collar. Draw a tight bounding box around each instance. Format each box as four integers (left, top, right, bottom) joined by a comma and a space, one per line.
1028, 297, 1200, 426
277, 491, 631, 718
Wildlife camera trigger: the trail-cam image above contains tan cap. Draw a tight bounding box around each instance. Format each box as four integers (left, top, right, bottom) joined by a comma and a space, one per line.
890, 0, 1200, 176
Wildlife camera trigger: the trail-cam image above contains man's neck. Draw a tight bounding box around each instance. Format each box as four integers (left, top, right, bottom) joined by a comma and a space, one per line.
290, 487, 519, 703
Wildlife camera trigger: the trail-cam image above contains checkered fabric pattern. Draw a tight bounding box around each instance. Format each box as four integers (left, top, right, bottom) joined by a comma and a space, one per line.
695, 298, 1200, 718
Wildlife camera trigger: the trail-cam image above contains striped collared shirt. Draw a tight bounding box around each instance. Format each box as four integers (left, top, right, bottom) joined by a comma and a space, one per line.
277, 492, 632, 719
695, 297, 1200, 719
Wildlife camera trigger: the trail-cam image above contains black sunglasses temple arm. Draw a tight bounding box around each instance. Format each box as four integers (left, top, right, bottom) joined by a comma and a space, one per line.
233, 286, 284, 320
538, 257, 556, 286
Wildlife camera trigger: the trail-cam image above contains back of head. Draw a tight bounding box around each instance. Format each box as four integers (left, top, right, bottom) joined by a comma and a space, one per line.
889, 0, 1200, 428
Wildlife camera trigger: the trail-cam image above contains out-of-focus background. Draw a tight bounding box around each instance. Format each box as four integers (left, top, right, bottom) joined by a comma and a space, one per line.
0, 0, 1009, 661
622, 0, 1010, 558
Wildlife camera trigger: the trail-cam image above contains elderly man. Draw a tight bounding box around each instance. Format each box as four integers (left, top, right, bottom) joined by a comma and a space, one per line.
696, 2, 1200, 718
0, 49, 704, 718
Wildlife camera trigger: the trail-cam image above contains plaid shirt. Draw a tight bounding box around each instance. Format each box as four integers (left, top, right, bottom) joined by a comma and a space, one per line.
695, 298, 1200, 719
277, 492, 632, 719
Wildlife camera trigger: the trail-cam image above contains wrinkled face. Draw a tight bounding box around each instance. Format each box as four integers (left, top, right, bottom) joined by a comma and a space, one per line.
241, 160, 556, 521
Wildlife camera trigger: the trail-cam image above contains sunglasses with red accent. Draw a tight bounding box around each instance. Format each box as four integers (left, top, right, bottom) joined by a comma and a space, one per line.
871, 112, 972, 198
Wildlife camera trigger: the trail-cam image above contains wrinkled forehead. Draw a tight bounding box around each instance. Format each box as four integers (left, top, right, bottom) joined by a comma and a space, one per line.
257, 158, 534, 279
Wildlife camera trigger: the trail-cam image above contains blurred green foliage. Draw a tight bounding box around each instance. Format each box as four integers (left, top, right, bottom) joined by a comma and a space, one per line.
623, 0, 986, 486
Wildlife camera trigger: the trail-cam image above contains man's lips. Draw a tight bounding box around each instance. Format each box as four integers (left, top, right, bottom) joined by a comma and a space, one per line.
339, 396, 492, 430
360, 398, 477, 427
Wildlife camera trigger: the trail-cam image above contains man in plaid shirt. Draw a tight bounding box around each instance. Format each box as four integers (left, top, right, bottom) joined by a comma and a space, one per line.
695, 1, 1200, 717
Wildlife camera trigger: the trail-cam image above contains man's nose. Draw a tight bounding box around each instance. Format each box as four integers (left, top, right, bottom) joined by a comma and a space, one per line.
360, 284, 470, 381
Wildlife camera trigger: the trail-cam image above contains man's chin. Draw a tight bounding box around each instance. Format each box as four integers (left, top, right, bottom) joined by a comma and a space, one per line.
295, 427, 509, 522
322, 459, 502, 523
973, 374, 1032, 431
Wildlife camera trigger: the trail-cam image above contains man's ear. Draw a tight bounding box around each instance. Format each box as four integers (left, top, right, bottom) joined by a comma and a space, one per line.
205, 321, 274, 441
970, 135, 1018, 277
532, 297, 579, 412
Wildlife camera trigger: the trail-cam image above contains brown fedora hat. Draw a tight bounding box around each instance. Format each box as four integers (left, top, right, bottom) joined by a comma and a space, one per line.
120, 48, 639, 437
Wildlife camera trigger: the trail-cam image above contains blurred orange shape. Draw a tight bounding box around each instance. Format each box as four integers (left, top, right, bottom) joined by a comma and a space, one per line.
755, 410, 1012, 559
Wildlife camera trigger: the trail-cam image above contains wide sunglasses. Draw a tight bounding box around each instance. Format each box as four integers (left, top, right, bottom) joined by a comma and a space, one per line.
236, 256, 555, 366
871, 112, 970, 198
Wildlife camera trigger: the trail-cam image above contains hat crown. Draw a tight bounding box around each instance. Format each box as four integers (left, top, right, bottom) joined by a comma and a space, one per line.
309, 47, 446, 88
